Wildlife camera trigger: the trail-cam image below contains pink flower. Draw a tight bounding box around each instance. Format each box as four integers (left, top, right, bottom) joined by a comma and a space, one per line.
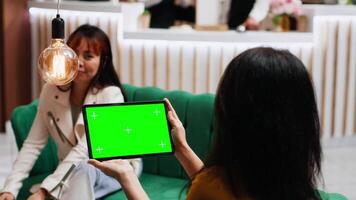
270, 0, 303, 16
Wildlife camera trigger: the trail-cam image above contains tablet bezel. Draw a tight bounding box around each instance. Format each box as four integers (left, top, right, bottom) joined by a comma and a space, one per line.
83, 100, 174, 161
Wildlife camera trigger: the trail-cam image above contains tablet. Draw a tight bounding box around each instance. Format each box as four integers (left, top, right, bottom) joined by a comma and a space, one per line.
83, 100, 174, 161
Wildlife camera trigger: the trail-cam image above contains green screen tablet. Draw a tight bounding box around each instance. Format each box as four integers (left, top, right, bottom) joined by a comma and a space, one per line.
83, 101, 173, 161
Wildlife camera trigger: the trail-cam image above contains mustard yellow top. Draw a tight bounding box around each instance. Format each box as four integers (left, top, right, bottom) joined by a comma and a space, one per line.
186, 167, 347, 200
186, 167, 251, 200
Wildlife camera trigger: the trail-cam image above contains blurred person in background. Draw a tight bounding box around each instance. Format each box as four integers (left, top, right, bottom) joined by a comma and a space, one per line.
138, 0, 269, 30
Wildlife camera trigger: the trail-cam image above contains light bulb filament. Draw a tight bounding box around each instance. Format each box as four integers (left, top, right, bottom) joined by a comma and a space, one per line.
52, 54, 66, 79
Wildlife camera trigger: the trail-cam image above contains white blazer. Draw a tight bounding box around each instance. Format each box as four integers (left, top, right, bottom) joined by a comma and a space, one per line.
2, 83, 142, 198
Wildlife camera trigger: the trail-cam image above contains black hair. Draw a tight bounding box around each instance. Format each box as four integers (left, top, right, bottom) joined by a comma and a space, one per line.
67, 24, 127, 101
206, 47, 322, 200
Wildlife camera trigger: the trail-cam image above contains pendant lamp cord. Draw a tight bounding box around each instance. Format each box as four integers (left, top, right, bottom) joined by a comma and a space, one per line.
57, 0, 60, 15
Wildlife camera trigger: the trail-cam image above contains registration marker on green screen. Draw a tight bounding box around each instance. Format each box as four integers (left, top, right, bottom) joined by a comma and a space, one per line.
83, 101, 173, 161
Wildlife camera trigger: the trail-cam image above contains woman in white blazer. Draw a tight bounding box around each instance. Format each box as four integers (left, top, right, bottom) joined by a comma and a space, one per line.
0, 25, 142, 200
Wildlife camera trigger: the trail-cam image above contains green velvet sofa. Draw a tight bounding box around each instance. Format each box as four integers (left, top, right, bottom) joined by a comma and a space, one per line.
9, 84, 347, 200
10, 84, 215, 200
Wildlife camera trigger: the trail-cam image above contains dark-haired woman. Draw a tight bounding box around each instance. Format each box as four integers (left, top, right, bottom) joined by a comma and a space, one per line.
0, 25, 142, 200
89, 47, 347, 200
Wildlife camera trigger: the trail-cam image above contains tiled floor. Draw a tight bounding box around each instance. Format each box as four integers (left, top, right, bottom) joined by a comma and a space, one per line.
322, 147, 356, 198
320, 137, 356, 199
1, 122, 356, 199
0, 121, 18, 188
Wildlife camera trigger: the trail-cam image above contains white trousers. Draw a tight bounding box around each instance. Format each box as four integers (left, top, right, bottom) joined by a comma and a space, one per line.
60, 161, 121, 200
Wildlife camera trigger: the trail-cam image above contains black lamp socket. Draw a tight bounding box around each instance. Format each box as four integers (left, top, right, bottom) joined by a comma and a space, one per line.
52, 14, 65, 39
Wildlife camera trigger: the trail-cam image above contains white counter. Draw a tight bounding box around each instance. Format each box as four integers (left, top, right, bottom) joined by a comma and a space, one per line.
28, 1, 123, 12
28, 0, 144, 31
124, 29, 313, 43
303, 4, 356, 16
302, 4, 356, 31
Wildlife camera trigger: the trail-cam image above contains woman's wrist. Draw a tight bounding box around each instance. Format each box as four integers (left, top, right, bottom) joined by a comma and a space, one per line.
116, 167, 136, 183
174, 142, 191, 157
174, 142, 204, 179
115, 168, 149, 200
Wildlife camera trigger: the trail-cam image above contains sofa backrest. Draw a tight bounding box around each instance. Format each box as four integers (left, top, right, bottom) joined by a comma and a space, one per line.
10, 84, 215, 180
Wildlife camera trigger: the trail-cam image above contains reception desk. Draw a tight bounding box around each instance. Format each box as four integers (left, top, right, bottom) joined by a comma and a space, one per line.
119, 18, 356, 140
120, 29, 313, 94
28, 1, 356, 139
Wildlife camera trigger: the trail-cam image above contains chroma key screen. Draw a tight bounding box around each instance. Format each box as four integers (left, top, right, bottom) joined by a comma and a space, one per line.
83, 101, 173, 160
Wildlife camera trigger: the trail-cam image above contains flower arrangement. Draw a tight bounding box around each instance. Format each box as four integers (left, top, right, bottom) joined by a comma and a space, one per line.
269, 0, 303, 31
270, 0, 303, 16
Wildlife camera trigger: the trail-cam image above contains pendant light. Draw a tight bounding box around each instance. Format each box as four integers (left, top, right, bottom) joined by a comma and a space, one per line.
38, 0, 79, 86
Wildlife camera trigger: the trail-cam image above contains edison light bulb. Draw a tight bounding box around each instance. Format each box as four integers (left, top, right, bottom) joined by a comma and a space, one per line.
38, 14, 79, 86
38, 39, 78, 85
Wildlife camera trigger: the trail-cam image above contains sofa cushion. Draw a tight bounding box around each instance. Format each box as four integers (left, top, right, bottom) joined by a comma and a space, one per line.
317, 190, 348, 200
103, 173, 188, 200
